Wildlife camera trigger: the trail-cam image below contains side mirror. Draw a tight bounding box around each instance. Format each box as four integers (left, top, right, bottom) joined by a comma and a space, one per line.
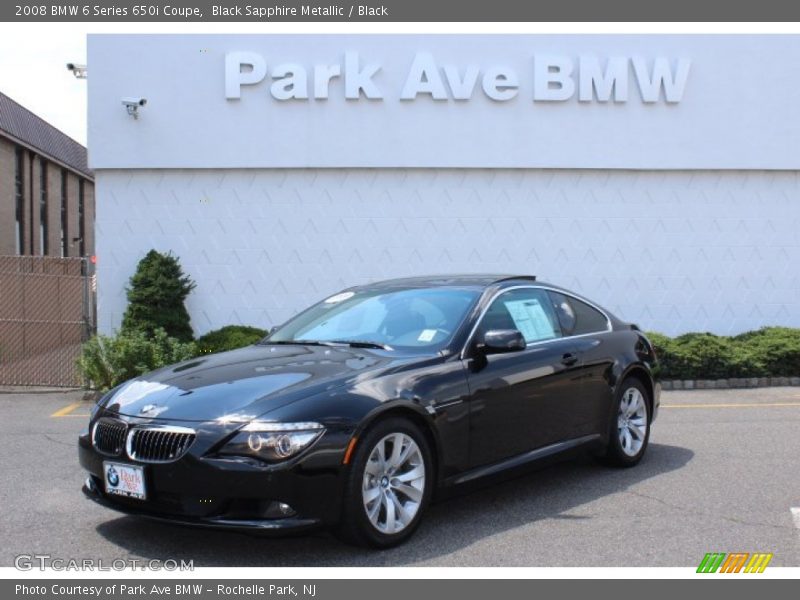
480, 329, 526, 354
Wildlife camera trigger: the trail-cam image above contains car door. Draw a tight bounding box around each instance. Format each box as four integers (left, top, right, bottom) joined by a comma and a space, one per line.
463, 287, 586, 468
547, 290, 616, 438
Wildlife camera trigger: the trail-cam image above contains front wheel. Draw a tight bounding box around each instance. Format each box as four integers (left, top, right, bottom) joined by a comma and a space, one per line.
601, 379, 651, 467
336, 417, 433, 548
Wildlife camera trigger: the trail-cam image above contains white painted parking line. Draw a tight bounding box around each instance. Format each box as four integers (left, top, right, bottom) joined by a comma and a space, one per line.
792, 507, 800, 530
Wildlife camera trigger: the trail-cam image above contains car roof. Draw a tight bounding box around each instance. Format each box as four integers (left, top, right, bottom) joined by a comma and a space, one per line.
354, 274, 538, 290
346, 275, 622, 327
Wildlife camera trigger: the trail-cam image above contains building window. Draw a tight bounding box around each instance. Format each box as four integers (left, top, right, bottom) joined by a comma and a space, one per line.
28, 151, 35, 255
60, 169, 68, 257
78, 179, 85, 256
14, 146, 25, 255
39, 158, 48, 255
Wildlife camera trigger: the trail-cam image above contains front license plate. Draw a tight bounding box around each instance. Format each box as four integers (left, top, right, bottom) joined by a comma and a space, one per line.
103, 461, 146, 500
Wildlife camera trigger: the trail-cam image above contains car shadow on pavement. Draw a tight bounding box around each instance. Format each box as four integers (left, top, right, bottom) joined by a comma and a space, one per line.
95, 443, 693, 566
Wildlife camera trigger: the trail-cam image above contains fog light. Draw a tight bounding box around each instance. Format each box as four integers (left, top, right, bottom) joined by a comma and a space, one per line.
277, 502, 295, 516
261, 501, 296, 519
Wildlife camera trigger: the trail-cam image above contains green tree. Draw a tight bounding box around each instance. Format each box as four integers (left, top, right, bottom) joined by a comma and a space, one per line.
121, 250, 196, 341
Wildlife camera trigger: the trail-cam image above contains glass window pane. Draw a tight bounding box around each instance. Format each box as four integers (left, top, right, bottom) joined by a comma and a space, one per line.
14, 147, 24, 255
269, 287, 480, 350
478, 288, 562, 344
548, 291, 608, 336
39, 158, 48, 255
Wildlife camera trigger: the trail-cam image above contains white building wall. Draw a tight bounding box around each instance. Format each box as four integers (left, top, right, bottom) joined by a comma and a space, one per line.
96, 168, 800, 337
87, 35, 800, 171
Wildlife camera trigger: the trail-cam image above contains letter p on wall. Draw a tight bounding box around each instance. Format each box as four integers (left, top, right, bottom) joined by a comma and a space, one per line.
226, 52, 267, 99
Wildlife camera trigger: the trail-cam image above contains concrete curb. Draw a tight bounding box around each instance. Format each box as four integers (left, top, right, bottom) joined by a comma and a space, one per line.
662, 377, 800, 390
0, 386, 82, 394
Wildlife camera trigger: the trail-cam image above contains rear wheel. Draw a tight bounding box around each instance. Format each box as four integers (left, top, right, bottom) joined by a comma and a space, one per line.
601, 378, 651, 467
336, 417, 433, 548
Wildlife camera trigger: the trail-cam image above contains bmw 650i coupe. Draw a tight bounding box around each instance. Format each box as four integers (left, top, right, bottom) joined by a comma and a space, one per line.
80, 274, 660, 548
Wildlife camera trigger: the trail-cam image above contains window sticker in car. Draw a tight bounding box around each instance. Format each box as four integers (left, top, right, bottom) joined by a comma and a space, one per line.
503, 298, 557, 342
417, 329, 438, 343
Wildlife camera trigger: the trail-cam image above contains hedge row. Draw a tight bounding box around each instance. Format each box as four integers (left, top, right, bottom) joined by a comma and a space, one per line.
195, 325, 267, 354
646, 327, 800, 380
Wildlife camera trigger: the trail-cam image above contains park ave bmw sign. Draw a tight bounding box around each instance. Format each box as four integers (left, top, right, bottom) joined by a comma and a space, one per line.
225, 51, 691, 103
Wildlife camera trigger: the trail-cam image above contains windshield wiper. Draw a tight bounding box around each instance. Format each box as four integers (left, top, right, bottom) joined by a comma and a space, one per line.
329, 340, 393, 351
264, 339, 337, 347
264, 339, 392, 350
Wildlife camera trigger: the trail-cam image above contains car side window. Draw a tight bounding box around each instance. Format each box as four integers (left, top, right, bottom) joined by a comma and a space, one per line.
548, 291, 608, 336
477, 288, 562, 344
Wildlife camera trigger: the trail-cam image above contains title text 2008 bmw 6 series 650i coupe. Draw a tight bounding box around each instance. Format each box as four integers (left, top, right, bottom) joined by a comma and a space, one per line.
80, 274, 660, 547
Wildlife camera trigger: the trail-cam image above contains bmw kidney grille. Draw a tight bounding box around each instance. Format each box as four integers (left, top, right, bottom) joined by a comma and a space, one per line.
92, 419, 195, 463
91, 418, 127, 456
126, 427, 196, 463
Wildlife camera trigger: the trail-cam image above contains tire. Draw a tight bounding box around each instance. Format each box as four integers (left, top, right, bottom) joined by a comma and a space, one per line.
601, 378, 651, 467
335, 417, 433, 548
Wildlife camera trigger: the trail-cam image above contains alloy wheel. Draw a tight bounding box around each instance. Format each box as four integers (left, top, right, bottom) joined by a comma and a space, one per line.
617, 387, 648, 457
362, 432, 426, 534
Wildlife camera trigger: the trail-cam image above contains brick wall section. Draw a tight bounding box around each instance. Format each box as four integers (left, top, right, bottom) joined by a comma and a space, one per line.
0, 137, 14, 255
1, 136, 95, 259
83, 181, 95, 257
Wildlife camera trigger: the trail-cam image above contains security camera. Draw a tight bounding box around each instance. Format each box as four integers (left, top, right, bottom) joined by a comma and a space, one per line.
121, 97, 147, 119
66, 63, 87, 79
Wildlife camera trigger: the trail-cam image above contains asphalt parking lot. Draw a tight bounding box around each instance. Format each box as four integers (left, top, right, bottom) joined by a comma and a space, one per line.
1, 387, 798, 568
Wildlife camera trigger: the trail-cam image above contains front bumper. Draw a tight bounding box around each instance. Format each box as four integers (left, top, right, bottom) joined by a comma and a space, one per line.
78, 421, 351, 533
81, 477, 321, 533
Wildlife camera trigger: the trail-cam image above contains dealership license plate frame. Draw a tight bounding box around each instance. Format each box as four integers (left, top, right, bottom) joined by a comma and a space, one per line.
103, 461, 147, 501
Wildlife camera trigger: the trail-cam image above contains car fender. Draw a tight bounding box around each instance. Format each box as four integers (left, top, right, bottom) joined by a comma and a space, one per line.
353, 399, 444, 482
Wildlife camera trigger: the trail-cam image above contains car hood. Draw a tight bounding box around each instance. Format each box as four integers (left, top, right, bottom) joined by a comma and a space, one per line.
101, 343, 426, 422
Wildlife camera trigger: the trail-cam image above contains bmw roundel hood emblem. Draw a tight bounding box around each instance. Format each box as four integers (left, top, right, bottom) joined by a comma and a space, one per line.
106, 466, 119, 487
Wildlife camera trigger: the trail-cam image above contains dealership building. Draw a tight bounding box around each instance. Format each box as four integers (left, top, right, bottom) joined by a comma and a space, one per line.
87, 35, 800, 337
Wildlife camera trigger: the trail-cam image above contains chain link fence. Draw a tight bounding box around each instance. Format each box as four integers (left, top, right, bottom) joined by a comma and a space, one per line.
0, 256, 95, 387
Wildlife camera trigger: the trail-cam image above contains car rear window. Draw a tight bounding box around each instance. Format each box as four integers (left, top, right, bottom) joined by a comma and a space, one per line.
548, 291, 609, 336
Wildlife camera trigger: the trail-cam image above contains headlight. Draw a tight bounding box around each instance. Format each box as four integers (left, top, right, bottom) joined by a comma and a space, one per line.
219, 422, 324, 462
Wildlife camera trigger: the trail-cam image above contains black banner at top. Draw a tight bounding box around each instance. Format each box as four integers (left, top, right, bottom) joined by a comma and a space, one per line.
3, 0, 800, 22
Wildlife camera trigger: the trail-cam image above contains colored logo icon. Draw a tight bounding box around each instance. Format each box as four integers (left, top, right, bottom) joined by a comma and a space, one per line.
697, 552, 773, 573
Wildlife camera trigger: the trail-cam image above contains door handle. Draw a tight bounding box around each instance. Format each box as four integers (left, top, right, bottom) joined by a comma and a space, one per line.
561, 352, 578, 366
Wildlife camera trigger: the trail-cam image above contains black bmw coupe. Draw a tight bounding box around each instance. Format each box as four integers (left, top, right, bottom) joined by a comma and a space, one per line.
80, 274, 660, 547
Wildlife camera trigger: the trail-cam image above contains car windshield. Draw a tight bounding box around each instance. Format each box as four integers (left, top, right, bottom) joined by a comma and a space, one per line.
264, 287, 481, 350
